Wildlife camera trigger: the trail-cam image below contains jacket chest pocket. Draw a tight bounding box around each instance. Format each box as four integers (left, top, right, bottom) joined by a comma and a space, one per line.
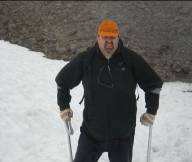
113, 63, 135, 93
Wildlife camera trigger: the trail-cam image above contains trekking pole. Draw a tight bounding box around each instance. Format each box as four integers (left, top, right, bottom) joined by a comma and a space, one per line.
147, 124, 153, 162
64, 120, 74, 162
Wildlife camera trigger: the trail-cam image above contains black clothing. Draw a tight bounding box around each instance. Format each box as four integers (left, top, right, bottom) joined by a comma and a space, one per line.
74, 127, 134, 162
55, 40, 163, 141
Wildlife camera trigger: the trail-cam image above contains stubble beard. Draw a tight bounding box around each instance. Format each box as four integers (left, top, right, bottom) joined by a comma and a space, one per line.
103, 42, 116, 58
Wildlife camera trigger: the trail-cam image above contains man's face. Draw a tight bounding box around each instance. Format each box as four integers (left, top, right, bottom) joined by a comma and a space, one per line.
97, 35, 119, 56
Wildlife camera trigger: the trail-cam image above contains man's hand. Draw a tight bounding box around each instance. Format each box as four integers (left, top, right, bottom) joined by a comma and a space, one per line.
60, 108, 73, 121
140, 113, 155, 126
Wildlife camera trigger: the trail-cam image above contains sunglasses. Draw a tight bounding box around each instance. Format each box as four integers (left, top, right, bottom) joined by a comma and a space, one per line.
101, 36, 117, 40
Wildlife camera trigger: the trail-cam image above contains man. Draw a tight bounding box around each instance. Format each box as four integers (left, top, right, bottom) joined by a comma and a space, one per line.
55, 19, 163, 162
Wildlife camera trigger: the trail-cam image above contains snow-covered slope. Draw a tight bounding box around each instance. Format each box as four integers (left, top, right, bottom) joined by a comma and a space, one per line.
0, 40, 191, 162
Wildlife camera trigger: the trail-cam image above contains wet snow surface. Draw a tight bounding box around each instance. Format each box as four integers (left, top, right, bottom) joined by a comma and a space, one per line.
0, 40, 191, 162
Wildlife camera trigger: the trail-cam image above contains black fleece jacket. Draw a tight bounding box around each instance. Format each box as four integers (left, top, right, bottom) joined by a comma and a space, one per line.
55, 40, 163, 141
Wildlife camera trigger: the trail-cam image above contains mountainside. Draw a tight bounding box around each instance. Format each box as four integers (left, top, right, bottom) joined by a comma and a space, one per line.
0, 1, 192, 81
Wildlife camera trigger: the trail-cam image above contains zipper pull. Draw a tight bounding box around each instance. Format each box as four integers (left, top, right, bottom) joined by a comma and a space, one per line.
107, 59, 111, 72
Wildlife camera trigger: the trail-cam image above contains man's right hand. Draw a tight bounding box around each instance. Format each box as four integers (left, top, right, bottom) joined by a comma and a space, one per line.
60, 108, 73, 121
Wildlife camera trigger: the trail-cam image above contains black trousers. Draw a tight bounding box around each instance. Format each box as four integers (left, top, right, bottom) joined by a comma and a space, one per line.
74, 129, 134, 162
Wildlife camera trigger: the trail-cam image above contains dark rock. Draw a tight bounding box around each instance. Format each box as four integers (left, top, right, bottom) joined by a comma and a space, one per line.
0, 1, 192, 82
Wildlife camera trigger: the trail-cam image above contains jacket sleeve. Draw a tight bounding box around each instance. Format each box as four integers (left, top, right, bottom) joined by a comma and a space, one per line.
132, 53, 163, 115
55, 53, 85, 111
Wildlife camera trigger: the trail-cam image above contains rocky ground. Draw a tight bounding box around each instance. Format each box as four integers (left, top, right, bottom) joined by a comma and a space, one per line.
0, 1, 192, 82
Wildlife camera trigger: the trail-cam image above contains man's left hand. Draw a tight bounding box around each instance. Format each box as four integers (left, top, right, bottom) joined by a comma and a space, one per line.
140, 113, 155, 126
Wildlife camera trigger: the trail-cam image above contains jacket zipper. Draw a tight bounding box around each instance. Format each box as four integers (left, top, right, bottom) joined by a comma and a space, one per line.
107, 59, 111, 72
107, 59, 112, 141
107, 59, 114, 88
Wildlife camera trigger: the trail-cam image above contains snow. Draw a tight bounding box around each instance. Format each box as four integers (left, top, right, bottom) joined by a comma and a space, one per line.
0, 40, 191, 162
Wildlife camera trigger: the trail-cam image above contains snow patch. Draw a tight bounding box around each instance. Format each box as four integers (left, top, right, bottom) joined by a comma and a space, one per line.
0, 40, 191, 162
